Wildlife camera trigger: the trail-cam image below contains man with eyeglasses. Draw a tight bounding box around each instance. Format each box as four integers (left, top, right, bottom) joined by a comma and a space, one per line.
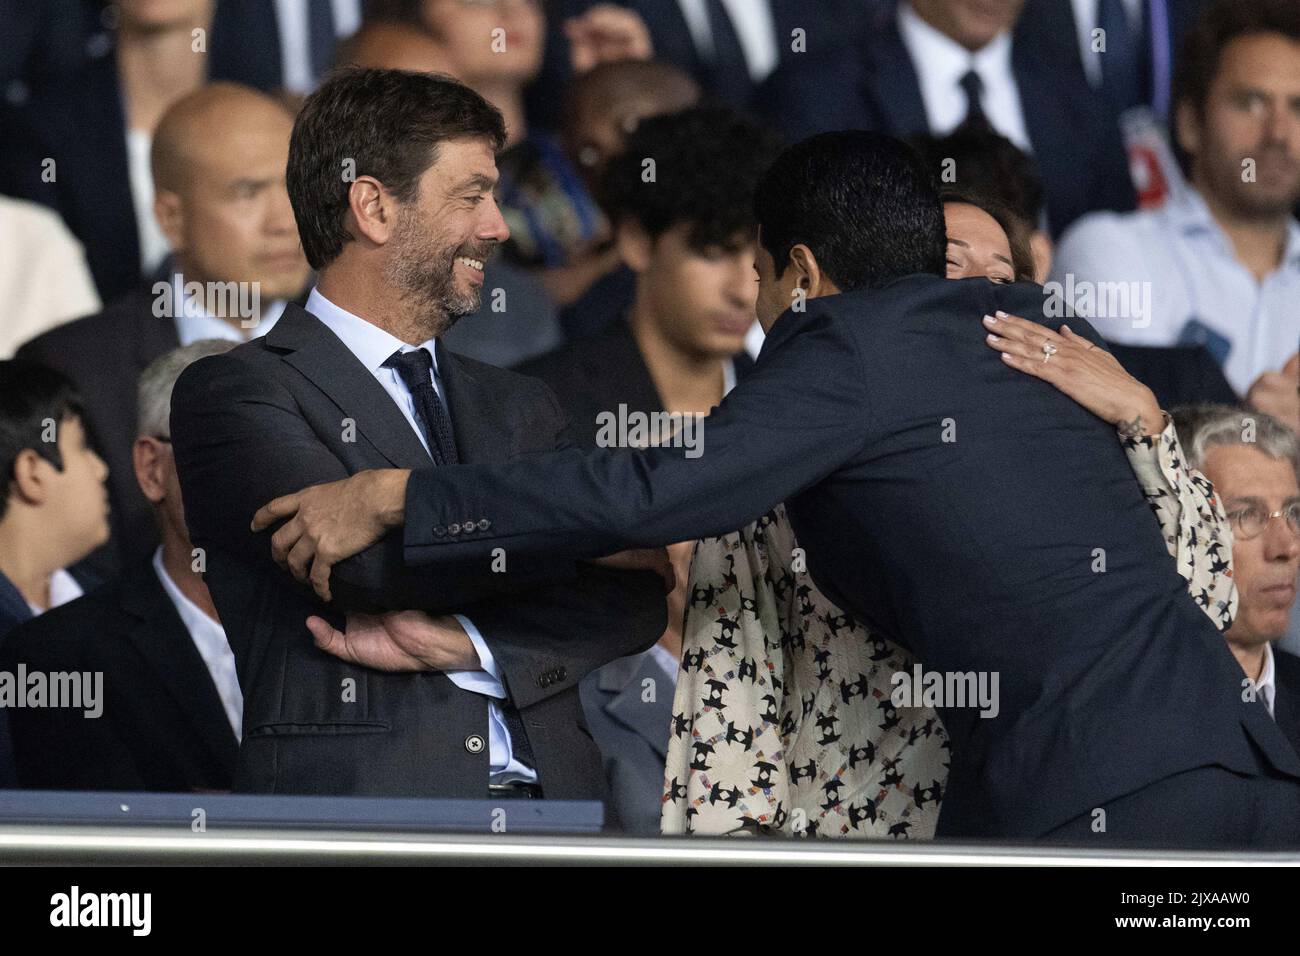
1174, 404, 1300, 751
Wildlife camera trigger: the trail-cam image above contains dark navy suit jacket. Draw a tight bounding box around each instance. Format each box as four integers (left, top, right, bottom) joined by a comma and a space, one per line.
397, 275, 1300, 841
758, 11, 1137, 237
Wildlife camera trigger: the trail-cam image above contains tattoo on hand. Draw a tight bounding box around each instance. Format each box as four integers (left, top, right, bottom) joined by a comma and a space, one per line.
1117, 414, 1146, 439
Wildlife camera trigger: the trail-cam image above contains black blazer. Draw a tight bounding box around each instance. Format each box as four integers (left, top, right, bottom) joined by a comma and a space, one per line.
396, 275, 1300, 841
0, 560, 239, 792
1015, 0, 1210, 115
758, 11, 1136, 237
518, 317, 755, 447
1274, 648, 1300, 759
1108, 343, 1240, 409
17, 289, 183, 577
169, 303, 665, 799
0, 36, 140, 302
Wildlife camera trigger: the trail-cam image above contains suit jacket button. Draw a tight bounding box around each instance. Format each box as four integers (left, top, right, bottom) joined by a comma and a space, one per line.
464, 519, 476, 532
556, 667, 567, 681
478, 518, 490, 531
449, 522, 461, 535
538, 674, 551, 688
433, 525, 447, 537
464, 734, 485, 754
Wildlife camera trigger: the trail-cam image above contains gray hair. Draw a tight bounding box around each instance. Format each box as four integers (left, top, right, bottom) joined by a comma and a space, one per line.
137, 339, 236, 439
1171, 403, 1300, 479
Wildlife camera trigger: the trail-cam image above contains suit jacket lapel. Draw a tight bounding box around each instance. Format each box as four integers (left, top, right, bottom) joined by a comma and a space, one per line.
1274, 689, 1300, 757
604, 320, 666, 414
600, 653, 674, 759
868, 21, 930, 135
120, 562, 240, 765
268, 304, 433, 469
436, 340, 517, 466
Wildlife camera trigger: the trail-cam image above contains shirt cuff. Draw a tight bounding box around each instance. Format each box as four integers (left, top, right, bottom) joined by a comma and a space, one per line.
1120, 414, 1174, 493
443, 614, 507, 700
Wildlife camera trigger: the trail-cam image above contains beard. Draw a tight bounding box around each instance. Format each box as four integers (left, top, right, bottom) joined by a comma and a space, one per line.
1206, 145, 1300, 220
385, 207, 495, 336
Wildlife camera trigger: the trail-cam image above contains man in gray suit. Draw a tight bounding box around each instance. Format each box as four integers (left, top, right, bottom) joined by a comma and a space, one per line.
580, 650, 677, 835
170, 68, 666, 804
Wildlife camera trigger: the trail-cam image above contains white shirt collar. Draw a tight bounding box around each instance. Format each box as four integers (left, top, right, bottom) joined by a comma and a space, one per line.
171, 272, 286, 345
26, 568, 83, 616
897, 2, 1014, 95
152, 547, 243, 738
1167, 189, 1300, 272
648, 643, 680, 684
1257, 641, 1277, 718
305, 286, 439, 377
897, 2, 1028, 148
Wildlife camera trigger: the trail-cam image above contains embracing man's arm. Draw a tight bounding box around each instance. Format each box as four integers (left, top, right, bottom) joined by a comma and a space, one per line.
255, 302, 876, 597
170, 351, 578, 613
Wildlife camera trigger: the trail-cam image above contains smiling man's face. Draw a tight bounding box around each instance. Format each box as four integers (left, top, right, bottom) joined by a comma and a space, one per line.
384, 136, 510, 334
1203, 443, 1300, 646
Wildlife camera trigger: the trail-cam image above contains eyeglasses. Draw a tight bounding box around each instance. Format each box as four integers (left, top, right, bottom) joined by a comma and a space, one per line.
1226, 503, 1300, 540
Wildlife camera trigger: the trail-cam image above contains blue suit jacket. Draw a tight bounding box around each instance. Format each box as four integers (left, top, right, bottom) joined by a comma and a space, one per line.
400, 275, 1300, 841
758, 11, 1137, 237
1014, 0, 1211, 118
530, 0, 867, 126
580, 651, 675, 835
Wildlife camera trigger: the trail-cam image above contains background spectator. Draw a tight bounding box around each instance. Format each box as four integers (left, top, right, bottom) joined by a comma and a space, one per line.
16, 82, 309, 578
0, 340, 242, 793
1052, 0, 1300, 420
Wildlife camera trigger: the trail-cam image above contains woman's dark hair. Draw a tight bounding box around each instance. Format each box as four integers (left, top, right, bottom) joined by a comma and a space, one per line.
909, 126, 1045, 232
938, 188, 1036, 281
287, 67, 507, 269
0, 361, 85, 522
754, 131, 946, 292
600, 106, 783, 251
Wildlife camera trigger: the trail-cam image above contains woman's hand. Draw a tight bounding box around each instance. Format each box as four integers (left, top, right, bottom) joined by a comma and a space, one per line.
982, 311, 1164, 436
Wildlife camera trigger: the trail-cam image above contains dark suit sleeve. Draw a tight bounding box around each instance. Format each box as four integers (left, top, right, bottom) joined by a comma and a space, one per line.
462, 563, 665, 709
402, 303, 874, 569
450, 381, 667, 708
170, 353, 569, 613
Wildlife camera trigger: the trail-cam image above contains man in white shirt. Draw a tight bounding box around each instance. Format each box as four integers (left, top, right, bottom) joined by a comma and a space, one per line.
761, 0, 1137, 235
1052, 0, 1300, 429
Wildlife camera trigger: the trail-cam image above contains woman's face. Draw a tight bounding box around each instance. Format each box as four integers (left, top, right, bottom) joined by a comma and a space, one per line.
943, 202, 1015, 284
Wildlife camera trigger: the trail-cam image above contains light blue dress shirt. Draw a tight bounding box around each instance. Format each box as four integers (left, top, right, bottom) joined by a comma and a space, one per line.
305, 287, 536, 784
1051, 189, 1300, 395
171, 273, 287, 346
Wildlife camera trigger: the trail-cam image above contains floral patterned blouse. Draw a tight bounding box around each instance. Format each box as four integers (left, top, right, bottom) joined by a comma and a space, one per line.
660, 422, 1236, 838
